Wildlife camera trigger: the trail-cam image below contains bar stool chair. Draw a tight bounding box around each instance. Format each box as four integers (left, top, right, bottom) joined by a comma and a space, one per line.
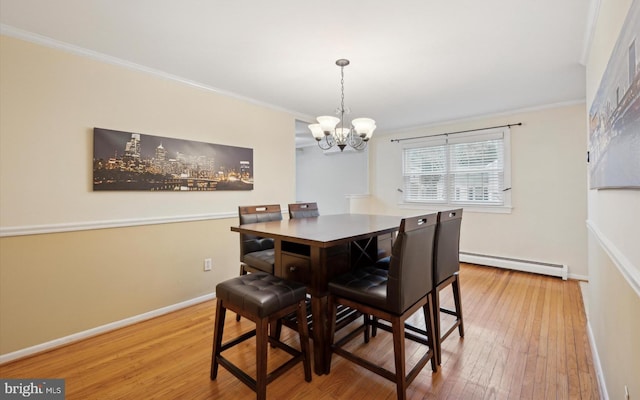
281, 201, 364, 344
287, 202, 319, 219
327, 213, 439, 400
277, 202, 319, 337
236, 204, 282, 321
370, 209, 464, 365
432, 208, 464, 365
210, 273, 311, 400
238, 204, 282, 276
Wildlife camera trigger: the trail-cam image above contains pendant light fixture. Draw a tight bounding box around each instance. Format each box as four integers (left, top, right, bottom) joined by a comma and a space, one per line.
308, 59, 376, 151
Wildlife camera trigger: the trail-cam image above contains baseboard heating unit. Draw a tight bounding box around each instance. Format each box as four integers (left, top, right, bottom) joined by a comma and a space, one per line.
460, 252, 568, 280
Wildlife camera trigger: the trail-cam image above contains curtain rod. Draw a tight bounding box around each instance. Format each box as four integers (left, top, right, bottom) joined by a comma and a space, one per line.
390, 123, 522, 143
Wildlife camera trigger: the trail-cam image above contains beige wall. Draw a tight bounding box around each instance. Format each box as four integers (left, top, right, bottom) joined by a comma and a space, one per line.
0, 35, 296, 355
367, 104, 589, 278
587, 232, 640, 400
0, 220, 238, 353
585, 0, 640, 399
0, 36, 294, 227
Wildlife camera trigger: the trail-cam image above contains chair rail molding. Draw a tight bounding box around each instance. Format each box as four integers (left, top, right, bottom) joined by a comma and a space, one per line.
0, 212, 237, 237
586, 219, 640, 297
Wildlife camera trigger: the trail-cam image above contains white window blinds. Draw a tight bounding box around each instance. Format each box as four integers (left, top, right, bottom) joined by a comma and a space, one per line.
402, 128, 510, 206
402, 138, 447, 202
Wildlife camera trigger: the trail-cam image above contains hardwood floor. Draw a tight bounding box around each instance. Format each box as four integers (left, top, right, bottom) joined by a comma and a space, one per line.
0, 264, 600, 399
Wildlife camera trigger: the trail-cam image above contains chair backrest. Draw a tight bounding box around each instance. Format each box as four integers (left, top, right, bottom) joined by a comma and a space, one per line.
239, 204, 283, 224
386, 213, 438, 314
433, 209, 463, 285
238, 204, 282, 256
288, 202, 319, 219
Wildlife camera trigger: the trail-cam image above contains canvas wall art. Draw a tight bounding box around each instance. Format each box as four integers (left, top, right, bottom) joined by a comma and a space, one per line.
588, 0, 640, 189
93, 128, 253, 191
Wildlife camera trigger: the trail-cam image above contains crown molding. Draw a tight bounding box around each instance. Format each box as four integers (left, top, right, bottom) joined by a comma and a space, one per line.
379, 99, 586, 137
580, 0, 602, 66
0, 24, 310, 119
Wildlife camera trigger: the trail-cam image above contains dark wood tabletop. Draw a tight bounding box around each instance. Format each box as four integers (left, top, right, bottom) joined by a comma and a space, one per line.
231, 213, 401, 247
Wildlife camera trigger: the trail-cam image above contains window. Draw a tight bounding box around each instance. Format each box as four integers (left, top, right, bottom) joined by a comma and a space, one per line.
402, 127, 511, 208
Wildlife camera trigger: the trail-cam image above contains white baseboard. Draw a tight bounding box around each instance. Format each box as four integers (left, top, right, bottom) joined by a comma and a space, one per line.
460, 252, 570, 280
0, 293, 215, 365
587, 320, 609, 400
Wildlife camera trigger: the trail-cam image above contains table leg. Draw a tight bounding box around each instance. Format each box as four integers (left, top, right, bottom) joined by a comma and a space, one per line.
310, 294, 329, 375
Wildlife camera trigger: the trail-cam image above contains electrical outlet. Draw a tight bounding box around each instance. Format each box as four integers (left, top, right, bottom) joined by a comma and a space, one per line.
203, 258, 212, 271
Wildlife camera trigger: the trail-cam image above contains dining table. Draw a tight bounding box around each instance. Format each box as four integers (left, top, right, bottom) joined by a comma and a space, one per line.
230, 213, 401, 375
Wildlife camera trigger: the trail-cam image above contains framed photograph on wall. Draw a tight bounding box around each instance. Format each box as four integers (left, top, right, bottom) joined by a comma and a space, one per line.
588, 0, 640, 189
93, 128, 254, 191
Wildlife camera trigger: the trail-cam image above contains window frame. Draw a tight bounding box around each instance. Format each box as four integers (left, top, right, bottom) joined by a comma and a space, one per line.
399, 127, 512, 213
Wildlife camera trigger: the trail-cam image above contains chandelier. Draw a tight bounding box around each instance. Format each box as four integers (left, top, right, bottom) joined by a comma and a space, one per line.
309, 59, 376, 152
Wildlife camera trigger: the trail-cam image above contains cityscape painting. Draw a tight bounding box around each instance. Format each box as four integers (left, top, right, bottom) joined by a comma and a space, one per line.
93, 128, 253, 191
588, 0, 640, 189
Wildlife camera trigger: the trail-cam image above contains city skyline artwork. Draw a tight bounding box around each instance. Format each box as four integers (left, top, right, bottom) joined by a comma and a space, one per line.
93, 127, 253, 191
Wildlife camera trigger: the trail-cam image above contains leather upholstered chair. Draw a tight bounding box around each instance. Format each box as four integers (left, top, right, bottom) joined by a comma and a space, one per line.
371, 209, 464, 365
210, 273, 311, 400
238, 204, 282, 276
432, 208, 464, 365
288, 202, 319, 219
278, 200, 364, 342
327, 213, 439, 400
279, 202, 319, 334
236, 204, 282, 321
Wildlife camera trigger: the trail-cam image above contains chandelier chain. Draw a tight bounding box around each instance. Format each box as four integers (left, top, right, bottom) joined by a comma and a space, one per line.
340, 65, 345, 114
339, 65, 346, 137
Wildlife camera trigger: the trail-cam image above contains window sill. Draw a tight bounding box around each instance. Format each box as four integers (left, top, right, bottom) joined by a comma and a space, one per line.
397, 202, 513, 214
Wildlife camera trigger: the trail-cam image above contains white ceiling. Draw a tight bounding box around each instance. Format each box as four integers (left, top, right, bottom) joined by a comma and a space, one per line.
0, 0, 595, 147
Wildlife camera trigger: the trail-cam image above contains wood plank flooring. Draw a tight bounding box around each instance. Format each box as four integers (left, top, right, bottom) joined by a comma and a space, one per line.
0, 264, 600, 399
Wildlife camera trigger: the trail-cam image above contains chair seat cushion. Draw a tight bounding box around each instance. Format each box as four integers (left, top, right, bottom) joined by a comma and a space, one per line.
216, 273, 307, 318
242, 248, 275, 273
328, 266, 388, 310
374, 256, 390, 270
244, 237, 275, 254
